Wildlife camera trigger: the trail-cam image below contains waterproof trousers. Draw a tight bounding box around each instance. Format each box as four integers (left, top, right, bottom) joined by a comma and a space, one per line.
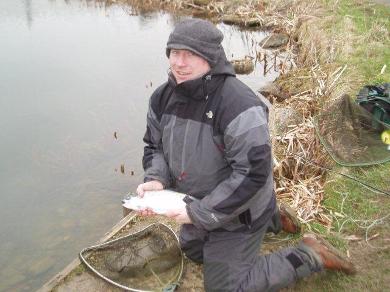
179, 211, 323, 292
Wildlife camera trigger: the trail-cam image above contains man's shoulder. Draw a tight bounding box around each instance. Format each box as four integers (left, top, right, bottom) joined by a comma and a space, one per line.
149, 81, 171, 113
219, 76, 268, 113
150, 81, 170, 100
220, 76, 265, 107
214, 76, 269, 132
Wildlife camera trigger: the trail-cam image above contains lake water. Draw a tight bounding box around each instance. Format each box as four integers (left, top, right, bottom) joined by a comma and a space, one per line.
0, 0, 277, 290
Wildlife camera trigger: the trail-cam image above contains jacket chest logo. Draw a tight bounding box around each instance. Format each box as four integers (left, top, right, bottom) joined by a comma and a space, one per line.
206, 110, 213, 119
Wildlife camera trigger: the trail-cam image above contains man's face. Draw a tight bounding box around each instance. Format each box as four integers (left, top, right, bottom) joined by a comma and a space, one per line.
169, 49, 211, 84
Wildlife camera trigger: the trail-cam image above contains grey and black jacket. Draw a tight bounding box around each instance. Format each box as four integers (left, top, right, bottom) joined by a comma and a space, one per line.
143, 51, 276, 232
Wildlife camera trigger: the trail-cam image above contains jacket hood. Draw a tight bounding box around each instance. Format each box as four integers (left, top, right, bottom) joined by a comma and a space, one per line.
168, 48, 236, 100
210, 48, 236, 76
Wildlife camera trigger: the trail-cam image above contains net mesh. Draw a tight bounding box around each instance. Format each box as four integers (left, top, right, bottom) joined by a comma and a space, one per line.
314, 94, 390, 166
80, 223, 183, 292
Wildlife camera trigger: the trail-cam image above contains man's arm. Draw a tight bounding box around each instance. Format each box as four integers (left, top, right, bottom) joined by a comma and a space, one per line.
142, 97, 172, 188
186, 105, 273, 230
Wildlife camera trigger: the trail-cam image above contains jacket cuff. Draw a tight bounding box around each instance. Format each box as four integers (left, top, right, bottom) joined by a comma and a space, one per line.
186, 204, 204, 230
186, 200, 225, 231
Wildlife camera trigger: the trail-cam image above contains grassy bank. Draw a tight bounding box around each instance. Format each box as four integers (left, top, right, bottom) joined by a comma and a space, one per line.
272, 0, 390, 290
332, 0, 390, 84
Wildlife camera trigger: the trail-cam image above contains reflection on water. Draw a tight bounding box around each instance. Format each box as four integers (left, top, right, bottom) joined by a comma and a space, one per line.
0, 0, 275, 290
24, 0, 33, 29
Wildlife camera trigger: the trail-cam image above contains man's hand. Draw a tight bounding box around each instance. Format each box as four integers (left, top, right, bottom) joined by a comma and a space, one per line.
135, 180, 163, 217
136, 180, 164, 197
166, 206, 192, 224
136, 207, 157, 217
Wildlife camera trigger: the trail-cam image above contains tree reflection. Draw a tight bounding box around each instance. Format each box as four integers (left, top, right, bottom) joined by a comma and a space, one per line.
24, 0, 32, 29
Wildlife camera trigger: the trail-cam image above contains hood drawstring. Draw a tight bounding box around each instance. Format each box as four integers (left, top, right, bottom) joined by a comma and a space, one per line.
204, 74, 212, 100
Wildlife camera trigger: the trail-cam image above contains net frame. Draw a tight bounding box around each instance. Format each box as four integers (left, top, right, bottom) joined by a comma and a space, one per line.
79, 222, 184, 292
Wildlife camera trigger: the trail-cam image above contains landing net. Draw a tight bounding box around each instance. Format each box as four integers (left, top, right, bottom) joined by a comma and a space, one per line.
79, 223, 183, 292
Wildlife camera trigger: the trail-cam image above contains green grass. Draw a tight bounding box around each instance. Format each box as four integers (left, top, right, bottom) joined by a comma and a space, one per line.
324, 0, 390, 84
324, 177, 379, 232
322, 161, 390, 232
307, 221, 329, 234
304, 0, 390, 237
294, 1, 390, 290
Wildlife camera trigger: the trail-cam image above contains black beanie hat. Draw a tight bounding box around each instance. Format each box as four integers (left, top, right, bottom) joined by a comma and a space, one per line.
166, 18, 224, 66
